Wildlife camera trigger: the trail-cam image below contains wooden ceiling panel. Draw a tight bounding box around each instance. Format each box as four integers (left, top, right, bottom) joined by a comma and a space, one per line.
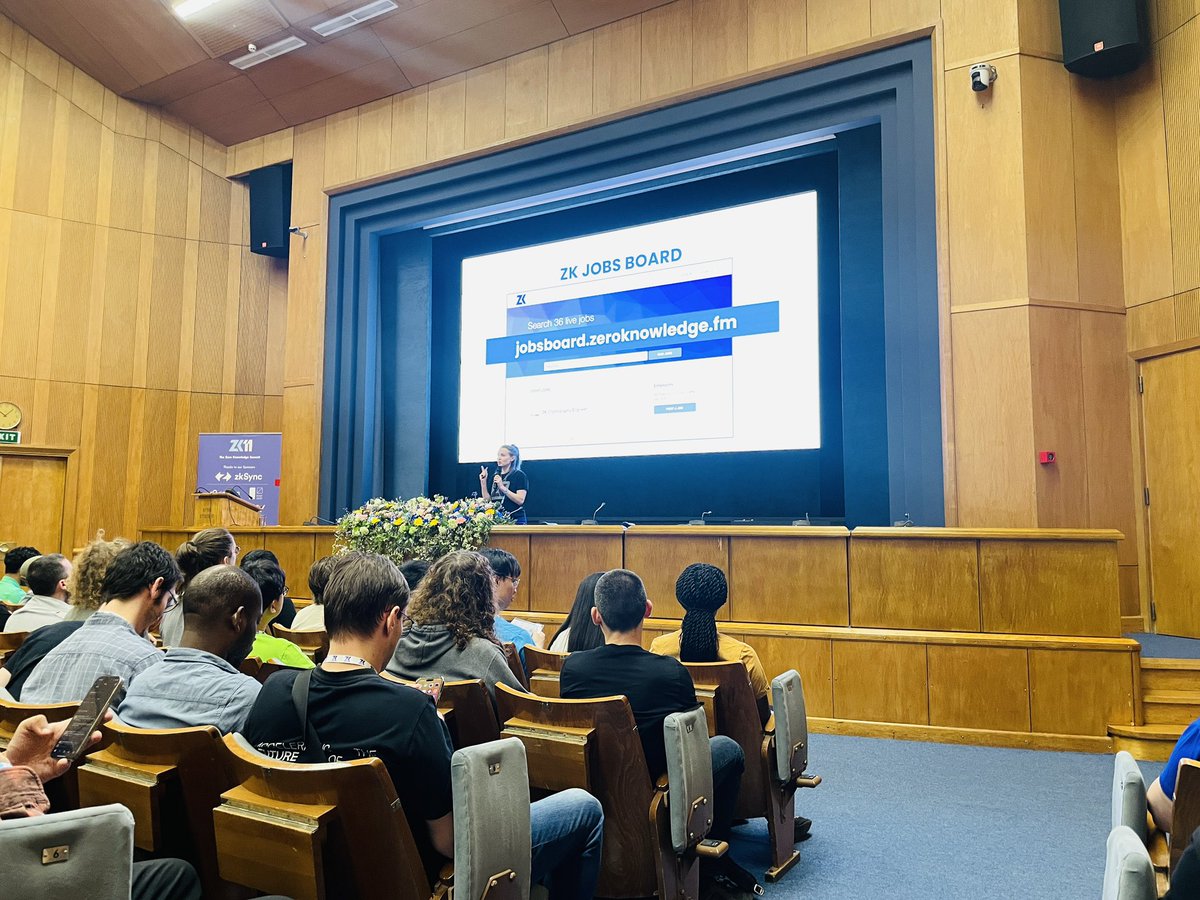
266, 0, 345, 24
166, 74, 268, 121
127, 57, 241, 105
62, 0, 209, 84
246, 24, 390, 96
551, 0, 673, 34
288, 0, 417, 42
0, 0, 142, 92
269, 55, 411, 125
200, 98, 289, 144
392, 0, 568, 85
370, 0, 545, 57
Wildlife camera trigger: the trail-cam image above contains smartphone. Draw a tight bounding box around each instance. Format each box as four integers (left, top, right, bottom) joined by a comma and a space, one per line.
50, 675, 122, 761
414, 676, 445, 704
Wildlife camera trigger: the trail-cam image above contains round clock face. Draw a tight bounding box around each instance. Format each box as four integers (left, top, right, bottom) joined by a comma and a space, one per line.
0, 402, 21, 430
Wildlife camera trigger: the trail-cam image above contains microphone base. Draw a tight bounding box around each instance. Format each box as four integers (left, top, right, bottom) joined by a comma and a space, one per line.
687, 519, 707, 525
580, 518, 600, 525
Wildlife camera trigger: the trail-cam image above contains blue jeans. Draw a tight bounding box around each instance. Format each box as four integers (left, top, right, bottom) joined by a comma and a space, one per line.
530, 788, 604, 899
709, 735, 745, 841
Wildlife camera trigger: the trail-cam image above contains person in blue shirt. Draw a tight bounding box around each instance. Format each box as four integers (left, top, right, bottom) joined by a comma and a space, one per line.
1150, 718, 1200, 833
478, 547, 540, 662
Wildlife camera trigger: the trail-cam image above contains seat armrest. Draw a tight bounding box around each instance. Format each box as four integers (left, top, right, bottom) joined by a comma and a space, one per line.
655, 774, 669, 791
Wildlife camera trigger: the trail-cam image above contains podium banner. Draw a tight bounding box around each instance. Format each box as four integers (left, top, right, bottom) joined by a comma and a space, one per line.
197, 433, 282, 526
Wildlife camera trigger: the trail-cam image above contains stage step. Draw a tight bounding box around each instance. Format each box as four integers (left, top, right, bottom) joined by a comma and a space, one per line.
1143, 690, 1200, 725
1140, 658, 1200, 694
1109, 723, 1186, 762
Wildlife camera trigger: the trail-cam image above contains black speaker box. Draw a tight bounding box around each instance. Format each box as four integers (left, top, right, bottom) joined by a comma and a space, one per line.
246, 163, 292, 259
1058, 0, 1147, 78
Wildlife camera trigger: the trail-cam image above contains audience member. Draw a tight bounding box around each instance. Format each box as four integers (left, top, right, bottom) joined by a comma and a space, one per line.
1166, 825, 1200, 899
0, 711, 203, 899
242, 548, 296, 629
159, 528, 239, 646
242, 551, 604, 897
241, 557, 313, 669
0, 538, 130, 698
560, 568, 757, 897
17, 555, 38, 595
4, 554, 71, 633
290, 555, 337, 632
0, 546, 39, 603
548, 572, 605, 653
479, 547, 540, 660
1150, 716, 1200, 833
399, 558, 430, 591
120, 566, 263, 733
386, 550, 523, 695
21, 542, 182, 706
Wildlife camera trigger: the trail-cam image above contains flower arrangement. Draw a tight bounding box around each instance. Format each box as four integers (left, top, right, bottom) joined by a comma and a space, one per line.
334, 495, 505, 563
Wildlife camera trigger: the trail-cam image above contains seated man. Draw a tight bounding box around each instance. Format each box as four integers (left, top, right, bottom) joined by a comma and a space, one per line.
560, 568, 759, 898
119, 565, 263, 734
1150, 716, 1200, 833
290, 556, 337, 632
5, 554, 72, 633
478, 548, 541, 659
243, 551, 604, 899
0, 545, 39, 604
21, 542, 182, 706
241, 558, 314, 669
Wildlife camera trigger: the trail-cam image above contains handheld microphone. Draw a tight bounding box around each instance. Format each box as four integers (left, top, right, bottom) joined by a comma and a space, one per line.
581, 501, 606, 526
688, 510, 712, 526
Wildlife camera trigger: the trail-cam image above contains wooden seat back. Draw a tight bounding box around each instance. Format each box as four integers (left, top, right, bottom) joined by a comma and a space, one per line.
496, 684, 667, 899
381, 673, 500, 749
0, 630, 29, 664
682, 660, 769, 820
268, 624, 329, 660
213, 733, 435, 900
0, 696, 83, 810
501, 642, 529, 690
1172, 760, 1200, 873
523, 647, 567, 698
77, 721, 249, 899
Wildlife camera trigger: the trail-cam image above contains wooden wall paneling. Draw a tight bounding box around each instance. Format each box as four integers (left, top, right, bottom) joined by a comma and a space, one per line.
235, 253, 270, 396
849, 537, 980, 631
154, 147, 189, 239
181, 391, 222, 528
32, 219, 63, 384
121, 387, 147, 535
547, 32, 594, 128
641, 0, 693, 100
265, 258, 287, 398
504, 48, 548, 140
260, 532, 317, 597
108, 134, 146, 232
137, 389, 179, 531
1178, 289, 1200, 340
87, 384, 134, 538
950, 308, 1036, 526
94, 120, 115, 229
832, 640, 929, 724
44, 92, 71, 221
741, 633, 833, 717
13, 71, 56, 216
526, 532, 624, 615
192, 242, 229, 393
261, 128, 293, 168
623, 533, 731, 620
1020, 57, 1079, 305
979, 539, 1121, 636
390, 86, 429, 172
0, 59, 20, 211
1157, 0, 1198, 38
425, 74, 467, 163
1127, 297, 1179, 352
175, 241, 199, 393
355, 97, 392, 181
1028, 307, 1089, 527
233, 394, 265, 433
745, 0, 806, 70
0, 454, 66, 550
1069, 79, 1123, 308
220, 245, 243, 394
464, 61, 507, 151
232, 136, 264, 177
0, 211, 49, 379
146, 236, 185, 391
1028, 647, 1134, 734
47, 220, 95, 385
806, 0, 870, 55
82, 227, 108, 384
314, 531, 335, 560
43, 380, 83, 448
139, 140, 160, 235
63, 102, 101, 224
728, 534, 849, 625
486, 533, 530, 610
184, 159, 203, 241
22, 34, 58, 91
280, 383, 320, 525
1119, 566, 1141, 620
940, 0, 1020, 67
1015, 0, 1063, 59
692, 0, 747, 85
322, 108, 358, 188
927, 645, 1031, 732
592, 15, 642, 115
870, 0, 939, 36
168, 391, 191, 527
1160, 18, 1200, 294
945, 56, 1027, 308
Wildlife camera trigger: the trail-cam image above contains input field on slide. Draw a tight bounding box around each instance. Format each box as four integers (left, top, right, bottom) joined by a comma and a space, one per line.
543, 350, 648, 371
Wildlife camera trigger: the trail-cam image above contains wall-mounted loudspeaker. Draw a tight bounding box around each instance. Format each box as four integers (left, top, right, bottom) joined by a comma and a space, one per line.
1058, 0, 1146, 78
246, 163, 293, 259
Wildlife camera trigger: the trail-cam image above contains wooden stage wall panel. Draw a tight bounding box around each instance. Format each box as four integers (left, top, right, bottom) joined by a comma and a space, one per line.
623, 531, 733, 620
849, 537, 979, 631
926, 645, 1031, 733
728, 534, 849, 626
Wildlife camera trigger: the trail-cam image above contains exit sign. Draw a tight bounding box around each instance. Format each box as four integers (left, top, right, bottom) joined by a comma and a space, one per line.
0, 431, 20, 444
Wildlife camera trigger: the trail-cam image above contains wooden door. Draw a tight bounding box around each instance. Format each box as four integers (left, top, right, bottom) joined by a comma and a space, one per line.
0, 455, 67, 553
1142, 350, 1200, 637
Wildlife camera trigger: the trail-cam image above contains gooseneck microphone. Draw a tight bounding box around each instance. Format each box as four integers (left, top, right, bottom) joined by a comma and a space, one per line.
581, 501, 606, 525
688, 510, 712, 525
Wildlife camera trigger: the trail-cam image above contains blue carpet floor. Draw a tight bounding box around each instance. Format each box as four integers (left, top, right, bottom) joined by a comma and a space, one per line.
1127, 632, 1200, 660
725, 733, 1142, 899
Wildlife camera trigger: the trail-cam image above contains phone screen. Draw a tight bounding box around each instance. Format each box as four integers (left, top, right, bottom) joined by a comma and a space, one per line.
415, 677, 444, 704
50, 675, 122, 761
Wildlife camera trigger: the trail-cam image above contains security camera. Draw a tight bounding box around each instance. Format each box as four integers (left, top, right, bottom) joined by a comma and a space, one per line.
970, 63, 997, 93
248, 43, 257, 53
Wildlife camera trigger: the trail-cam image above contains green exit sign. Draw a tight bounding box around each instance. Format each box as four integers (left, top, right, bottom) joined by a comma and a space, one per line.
0, 431, 20, 445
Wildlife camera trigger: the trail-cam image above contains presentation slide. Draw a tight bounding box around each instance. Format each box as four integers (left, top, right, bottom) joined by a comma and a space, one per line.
458, 192, 820, 462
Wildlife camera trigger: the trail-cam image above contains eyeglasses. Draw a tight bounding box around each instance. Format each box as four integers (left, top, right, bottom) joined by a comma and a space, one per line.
398, 610, 414, 630
511, 577, 521, 589
163, 588, 179, 614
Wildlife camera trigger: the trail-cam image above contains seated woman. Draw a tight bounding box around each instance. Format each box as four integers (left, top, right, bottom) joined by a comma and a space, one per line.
548, 572, 605, 653
650, 563, 771, 724
386, 550, 524, 697
160, 527, 240, 646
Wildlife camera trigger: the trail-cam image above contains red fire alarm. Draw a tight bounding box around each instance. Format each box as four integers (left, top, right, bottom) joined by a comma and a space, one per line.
1039, 451, 1056, 464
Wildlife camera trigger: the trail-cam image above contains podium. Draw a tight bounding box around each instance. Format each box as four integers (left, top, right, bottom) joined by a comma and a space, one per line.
194, 492, 263, 528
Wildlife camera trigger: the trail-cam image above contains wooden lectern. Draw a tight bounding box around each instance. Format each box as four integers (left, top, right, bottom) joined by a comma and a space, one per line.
194, 491, 263, 528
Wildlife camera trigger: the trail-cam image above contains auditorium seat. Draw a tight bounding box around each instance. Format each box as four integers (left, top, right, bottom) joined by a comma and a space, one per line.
77, 720, 249, 900
495, 683, 682, 898
381, 673, 500, 749
763, 670, 822, 882
523, 647, 566, 698
1111, 751, 1169, 887
0, 696, 85, 811
1172, 760, 1200, 874
501, 642, 530, 691
662, 706, 729, 897
213, 732, 446, 900
0, 630, 28, 664
1103, 825, 1157, 900
0, 803, 135, 897
268, 624, 329, 661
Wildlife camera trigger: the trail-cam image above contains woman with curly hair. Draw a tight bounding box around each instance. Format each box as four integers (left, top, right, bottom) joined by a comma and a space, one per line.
386, 549, 524, 697
65, 534, 133, 621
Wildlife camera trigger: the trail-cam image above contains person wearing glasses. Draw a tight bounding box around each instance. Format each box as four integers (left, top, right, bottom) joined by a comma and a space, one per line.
159, 527, 241, 646
241, 558, 314, 670
478, 547, 541, 663
20, 542, 183, 707
120, 565, 264, 734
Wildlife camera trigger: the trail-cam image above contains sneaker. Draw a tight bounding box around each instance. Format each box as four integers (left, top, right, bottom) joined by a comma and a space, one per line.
794, 815, 813, 842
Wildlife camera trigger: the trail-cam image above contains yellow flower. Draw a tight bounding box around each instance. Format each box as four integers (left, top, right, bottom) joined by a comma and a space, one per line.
486, 508, 495, 517
414, 516, 424, 526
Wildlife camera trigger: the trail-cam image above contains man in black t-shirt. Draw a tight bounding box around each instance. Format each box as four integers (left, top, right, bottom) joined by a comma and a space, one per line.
560, 568, 759, 898
242, 552, 604, 898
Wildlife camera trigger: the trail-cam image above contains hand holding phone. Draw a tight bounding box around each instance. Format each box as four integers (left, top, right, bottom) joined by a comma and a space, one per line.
50, 675, 122, 762
414, 676, 444, 705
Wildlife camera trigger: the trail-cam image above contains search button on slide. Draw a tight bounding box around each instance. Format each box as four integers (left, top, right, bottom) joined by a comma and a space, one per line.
654, 403, 697, 414
648, 348, 683, 360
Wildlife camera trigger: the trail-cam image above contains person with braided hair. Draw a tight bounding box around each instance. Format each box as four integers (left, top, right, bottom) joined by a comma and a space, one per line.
650, 563, 771, 725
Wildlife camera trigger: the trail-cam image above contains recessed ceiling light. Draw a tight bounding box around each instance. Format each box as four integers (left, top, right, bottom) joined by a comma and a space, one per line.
230, 35, 307, 69
174, 0, 223, 19
312, 0, 397, 38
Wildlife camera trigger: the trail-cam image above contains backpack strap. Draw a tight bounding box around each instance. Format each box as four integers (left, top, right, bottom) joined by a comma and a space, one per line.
289, 668, 327, 764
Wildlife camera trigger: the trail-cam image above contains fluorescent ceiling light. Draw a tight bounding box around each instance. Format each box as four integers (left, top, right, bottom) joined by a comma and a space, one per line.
230, 35, 307, 69
312, 0, 397, 37
174, 0, 222, 19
